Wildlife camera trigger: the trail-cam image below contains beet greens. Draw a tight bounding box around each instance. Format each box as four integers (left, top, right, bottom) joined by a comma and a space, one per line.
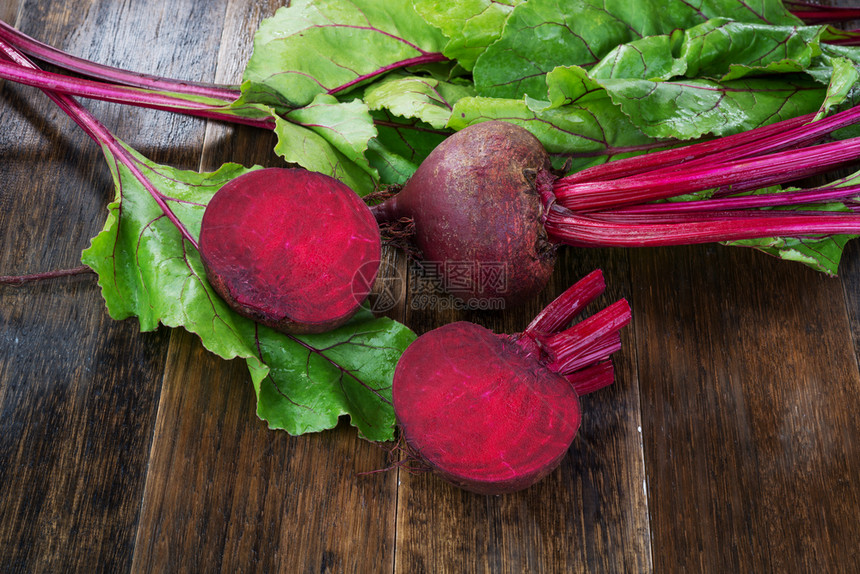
0, 39, 414, 441
3, 1, 860, 201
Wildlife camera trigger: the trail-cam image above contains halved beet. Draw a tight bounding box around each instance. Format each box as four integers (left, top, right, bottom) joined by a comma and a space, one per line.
394, 321, 582, 494
392, 270, 630, 494
199, 167, 381, 334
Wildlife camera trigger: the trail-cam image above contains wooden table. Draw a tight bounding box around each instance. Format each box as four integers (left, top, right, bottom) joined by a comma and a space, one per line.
1, 1, 859, 572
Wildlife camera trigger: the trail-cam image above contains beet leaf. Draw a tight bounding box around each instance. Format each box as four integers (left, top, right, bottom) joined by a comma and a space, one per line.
274, 94, 380, 195
363, 74, 475, 129
471, 0, 802, 99
412, 0, 523, 71
79, 145, 415, 440
241, 0, 448, 109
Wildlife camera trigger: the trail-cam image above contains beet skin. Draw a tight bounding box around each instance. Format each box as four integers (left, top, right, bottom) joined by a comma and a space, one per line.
371, 121, 557, 306
199, 168, 381, 334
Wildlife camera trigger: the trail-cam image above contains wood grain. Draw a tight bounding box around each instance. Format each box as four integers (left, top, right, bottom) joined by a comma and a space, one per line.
0, 0, 235, 571
130, 328, 399, 574
2, 0, 860, 572
633, 244, 860, 572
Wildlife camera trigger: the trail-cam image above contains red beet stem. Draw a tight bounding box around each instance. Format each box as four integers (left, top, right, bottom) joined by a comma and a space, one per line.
564, 360, 615, 396
605, 184, 860, 215
523, 269, 605, 335
821, 29, 860, 45
327, 53, 449, 96
0, 58, 278, 130
550, 331, 622, 375
0, 19, 241, 100
557, 103, 860, 199
545, 205, 860, 247
641, 104, 860, 177
0, 265, 93, 285
537, 299, 631, 369
786, 1, 860, 23
555, 137, 860, 211
559, 113, 815, 185
0, 40, 198, 248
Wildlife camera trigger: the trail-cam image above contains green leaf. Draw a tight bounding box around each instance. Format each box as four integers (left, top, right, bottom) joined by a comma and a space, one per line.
82, 148, 255, 336
815, 57, 860, 119
82, 144, 415, 441
589, 20, 825, 83
589, 32, 688, 82
533, 64, 826, 141
597, 75, 826, 140
413, 0, 523, 70
366, 111, 449, 184
686, 20, 823, 81
273, 112, 379, 196
727, 233, 852, 276
253, 308, 416, 439
520, 20, 845, 141
363, 74, 475, 128
472, 0, 801, 99
283, 94, 378, 177
725, 171, 860, 275
449, 94, 661, 173
242, 0, 446, 108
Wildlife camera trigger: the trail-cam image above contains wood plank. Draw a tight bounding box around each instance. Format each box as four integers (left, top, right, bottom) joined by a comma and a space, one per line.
394, 247, 652, 573
5, 1, 860, 572
129, 1, 403, 571
0, 0, 231, 571
130, 328, 399, 573
633, 244, 860, 571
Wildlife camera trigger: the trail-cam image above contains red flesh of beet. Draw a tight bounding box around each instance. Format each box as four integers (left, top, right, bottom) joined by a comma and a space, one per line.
374, 107, 860, 305
393, 270, 630, 495
199, 168, 381, 334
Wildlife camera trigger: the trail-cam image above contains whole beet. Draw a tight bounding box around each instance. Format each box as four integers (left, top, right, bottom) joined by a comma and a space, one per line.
371, 121, 557, 306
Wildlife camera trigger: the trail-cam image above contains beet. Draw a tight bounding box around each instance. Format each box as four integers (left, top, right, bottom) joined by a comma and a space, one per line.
199, 167, 381, 334
373, 109, 860, 306
371, 121, 557, 307
392, 270, 631, 495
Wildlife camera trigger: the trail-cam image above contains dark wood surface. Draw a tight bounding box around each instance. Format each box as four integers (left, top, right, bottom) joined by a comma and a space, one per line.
1, 1, 858, 572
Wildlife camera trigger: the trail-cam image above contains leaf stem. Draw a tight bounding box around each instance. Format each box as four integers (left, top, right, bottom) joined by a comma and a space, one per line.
607, 184, 860, 214
556, 137, 860, 211
523, 269, 605, 336
0, 39, 200, 249
785, 1, 860, 24
327, 53, 449, 96
0, 265, 93, 285
545, 205, 860, 247
0, 58, 278, 130
0, 19, 241, 100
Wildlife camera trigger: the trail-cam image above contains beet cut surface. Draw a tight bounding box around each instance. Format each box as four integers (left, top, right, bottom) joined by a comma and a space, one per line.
199, 168, 381, 334
394, 322, 582, 494
392, 270, 630, 494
